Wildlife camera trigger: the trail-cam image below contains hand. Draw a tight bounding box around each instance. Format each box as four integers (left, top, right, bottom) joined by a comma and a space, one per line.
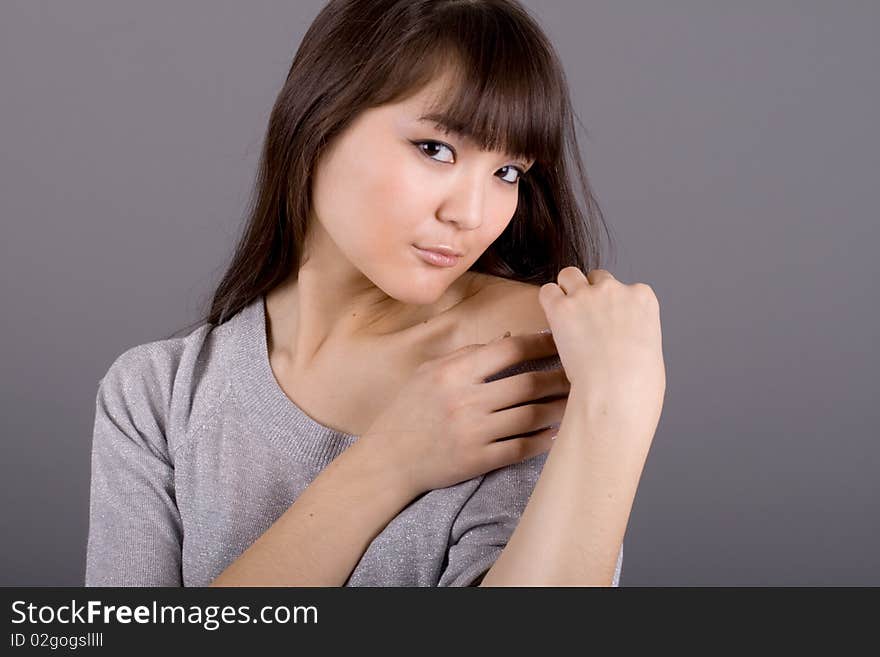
538, 267, 666, 440
362, 331, 570, 496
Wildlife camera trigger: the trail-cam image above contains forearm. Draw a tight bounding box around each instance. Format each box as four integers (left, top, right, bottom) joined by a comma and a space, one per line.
480, 390, 653, 586
209, 436, 416, 586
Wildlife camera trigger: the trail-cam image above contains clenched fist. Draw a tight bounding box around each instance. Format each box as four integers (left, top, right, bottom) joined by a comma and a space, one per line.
538, 267, 666, 444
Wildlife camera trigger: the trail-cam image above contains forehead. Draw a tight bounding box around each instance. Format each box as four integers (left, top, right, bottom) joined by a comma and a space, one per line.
389, 75, 527, 159
389, 75, 459, 126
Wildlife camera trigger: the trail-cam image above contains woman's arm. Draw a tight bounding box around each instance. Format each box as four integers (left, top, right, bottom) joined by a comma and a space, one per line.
209, 435, 417, 586
479, 388, 653, 586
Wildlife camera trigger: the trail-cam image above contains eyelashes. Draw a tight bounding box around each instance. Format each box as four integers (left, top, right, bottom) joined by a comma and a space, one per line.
411, 140, 525, 185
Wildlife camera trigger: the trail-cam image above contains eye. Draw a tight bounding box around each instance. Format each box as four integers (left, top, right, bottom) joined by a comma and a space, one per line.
412, 140, 525, 186
414, 140, 455, 164
497, 164, 525, 185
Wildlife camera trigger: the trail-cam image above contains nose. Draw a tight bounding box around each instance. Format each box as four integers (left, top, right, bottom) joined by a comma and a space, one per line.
435, 172, 486, 230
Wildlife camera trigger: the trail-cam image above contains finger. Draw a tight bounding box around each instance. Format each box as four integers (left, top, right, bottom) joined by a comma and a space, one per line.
436, 328, 512, 363
430, 341, 486, 367
467, 330, 560, 383
586, 268, 615, 285
538, 281, 565, 305
484, 427, 557, 469
481, 368, 570, 413
557, 266, 590, 294
483, 397, 567, 443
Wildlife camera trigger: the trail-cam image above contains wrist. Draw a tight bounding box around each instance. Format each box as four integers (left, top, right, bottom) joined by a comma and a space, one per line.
354, 432, 423, 502
564, 387, 657, 455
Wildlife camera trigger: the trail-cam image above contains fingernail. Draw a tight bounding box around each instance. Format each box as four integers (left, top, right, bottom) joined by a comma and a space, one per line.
489, 330, 512, 343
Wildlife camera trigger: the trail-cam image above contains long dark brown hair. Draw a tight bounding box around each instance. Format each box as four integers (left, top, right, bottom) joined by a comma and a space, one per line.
166, 0, 616, 338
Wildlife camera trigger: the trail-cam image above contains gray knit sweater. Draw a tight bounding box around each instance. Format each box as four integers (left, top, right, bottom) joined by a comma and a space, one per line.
85, 294, 623, 586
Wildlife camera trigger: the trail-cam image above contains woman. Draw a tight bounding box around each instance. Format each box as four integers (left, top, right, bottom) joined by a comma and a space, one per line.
85, 0, 665, 587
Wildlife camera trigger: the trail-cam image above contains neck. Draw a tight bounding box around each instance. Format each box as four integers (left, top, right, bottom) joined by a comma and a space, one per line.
264, 267, 481, 372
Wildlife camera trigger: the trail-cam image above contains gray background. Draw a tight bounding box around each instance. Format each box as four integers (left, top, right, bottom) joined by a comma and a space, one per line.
1, 1, 877, 586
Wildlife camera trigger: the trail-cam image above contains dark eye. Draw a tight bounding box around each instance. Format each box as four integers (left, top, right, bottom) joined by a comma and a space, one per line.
498, 165, 525, 185
414, 140, 455, 163
413, 140, 525, 186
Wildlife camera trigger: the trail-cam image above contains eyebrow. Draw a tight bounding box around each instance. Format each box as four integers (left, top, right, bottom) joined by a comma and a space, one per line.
416, 114, 463, 136
415, 114, 533, 169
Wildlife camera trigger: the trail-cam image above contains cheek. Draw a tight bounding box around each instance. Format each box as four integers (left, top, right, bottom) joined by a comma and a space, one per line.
361, 155, 429, 248
312, 150, 413, 253
472, 194, 515, 250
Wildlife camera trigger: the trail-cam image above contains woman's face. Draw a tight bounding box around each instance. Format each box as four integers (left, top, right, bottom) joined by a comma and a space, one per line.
306, 74, 534, 306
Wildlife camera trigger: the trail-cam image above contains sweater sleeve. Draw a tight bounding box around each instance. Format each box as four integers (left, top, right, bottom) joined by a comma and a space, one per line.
84, 349, 183, 586
437, 450, 624, 587
437, 452, 541, 587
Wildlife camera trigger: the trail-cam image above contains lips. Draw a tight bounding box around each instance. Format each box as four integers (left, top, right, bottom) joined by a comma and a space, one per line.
412, 245, 461, 268
414, 244, 463, 257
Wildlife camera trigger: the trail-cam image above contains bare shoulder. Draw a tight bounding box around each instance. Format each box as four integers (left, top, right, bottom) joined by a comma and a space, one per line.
460, 273, 551, 343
